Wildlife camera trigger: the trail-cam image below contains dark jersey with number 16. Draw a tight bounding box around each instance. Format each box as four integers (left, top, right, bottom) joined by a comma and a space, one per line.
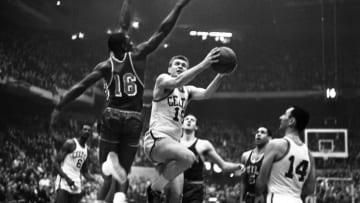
103, 53, 144, 112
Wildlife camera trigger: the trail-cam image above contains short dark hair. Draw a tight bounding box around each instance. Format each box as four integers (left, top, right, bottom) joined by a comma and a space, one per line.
259, 125, 272, 137
107, 32, 127, 52
169, 55, 189, 67
290, 105, 310, 132
185, 114, 198, 125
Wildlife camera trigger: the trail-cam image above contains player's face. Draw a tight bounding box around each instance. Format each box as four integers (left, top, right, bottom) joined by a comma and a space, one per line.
254, 127, 269, 145
169, 59, 189, 77
182, 115, 197, 130
81, 125, 92, 140
121, 34, 133, 52
279, 107, 294, 130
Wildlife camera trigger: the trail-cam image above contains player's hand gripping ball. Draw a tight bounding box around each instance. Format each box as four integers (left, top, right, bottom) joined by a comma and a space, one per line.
212, 46, 237, 74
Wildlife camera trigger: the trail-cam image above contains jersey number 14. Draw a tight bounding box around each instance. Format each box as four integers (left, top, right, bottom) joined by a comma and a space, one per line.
284, 155, 309, 182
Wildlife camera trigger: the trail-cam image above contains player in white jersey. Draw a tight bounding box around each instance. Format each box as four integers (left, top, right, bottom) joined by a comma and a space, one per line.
54, 124, 97, 203
144, 48, 233, 203
255, 106, 316, 203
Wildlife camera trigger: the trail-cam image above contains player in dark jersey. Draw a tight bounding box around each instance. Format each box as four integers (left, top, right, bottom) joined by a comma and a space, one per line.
177, 114, 245, 203
50, 0, 194, 202
239, 126, 272, 203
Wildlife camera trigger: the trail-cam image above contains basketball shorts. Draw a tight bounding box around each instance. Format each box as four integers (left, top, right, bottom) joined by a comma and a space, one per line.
267, 193, 302, 203
98, 107, 143, 173
182, 181, 205, 203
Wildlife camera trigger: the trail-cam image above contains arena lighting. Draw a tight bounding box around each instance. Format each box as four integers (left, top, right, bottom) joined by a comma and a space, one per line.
132, 21, 140, 29
106, 29, 112, 34
56, 1, 61, 6
189, 31, 197, 36
230, 173, 234, 178
78, 32, 84, 39
163, 43, 169, 48
213, 163, 222, 173
189, 31, 232, 43
71, 34, 77, 40
204, 161, 211, 171
79, 32, 84, 38
209, 32, 232, 38
326, 88, 337, 99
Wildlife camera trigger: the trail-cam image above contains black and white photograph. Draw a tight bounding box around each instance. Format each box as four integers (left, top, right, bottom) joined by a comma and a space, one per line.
0, 0, 359, 202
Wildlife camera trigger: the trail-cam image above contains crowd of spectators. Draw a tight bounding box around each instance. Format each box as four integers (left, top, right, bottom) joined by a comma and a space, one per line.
0, 24, 103, 91
1, 113, 360, 202
1, 24, 360, 94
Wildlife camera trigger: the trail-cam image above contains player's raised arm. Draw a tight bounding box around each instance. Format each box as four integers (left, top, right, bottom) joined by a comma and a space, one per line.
54, 64, 106, 111
186, 73, 226, 100
136, 0, 192, 57
118, 0, 132, 32
156, 48, 220, 90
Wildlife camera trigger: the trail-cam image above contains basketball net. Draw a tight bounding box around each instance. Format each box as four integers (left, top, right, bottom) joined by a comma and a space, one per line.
320, 149, 330, 161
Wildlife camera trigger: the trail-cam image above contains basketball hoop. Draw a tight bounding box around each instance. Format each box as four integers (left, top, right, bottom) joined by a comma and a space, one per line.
320, 149, 330, 161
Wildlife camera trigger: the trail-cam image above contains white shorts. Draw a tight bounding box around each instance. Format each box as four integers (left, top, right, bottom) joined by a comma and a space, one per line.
267, 193, 302, 203
143, 130, 180, 163
55, 175, 82, 194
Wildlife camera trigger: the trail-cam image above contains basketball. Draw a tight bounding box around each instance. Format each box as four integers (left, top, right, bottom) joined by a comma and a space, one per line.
212, 46, 238, 74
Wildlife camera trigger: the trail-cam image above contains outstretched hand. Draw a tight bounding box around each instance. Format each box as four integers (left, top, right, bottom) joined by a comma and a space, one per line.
66, 177, 78, 191
234, 163, 246, 176
203, 47, 221, 67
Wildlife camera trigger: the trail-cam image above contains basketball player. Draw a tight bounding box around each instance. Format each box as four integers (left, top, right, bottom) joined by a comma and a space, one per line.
50, 0, 193, 202
239, 126, 272, 203
143, 50, 234, 203
54, 124, 97, 203
179, 114, 245, 203
255, 106, 316, 203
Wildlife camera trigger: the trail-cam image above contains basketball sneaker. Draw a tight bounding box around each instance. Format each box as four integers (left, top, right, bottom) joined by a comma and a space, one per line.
113, 192, 127, 203
102, 152, 127, 184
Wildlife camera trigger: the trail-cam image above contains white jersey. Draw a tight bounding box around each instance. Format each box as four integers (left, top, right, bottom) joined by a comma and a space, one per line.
55, 138, 88, 194
148, 86, 192, 141
268, 136, 311, 199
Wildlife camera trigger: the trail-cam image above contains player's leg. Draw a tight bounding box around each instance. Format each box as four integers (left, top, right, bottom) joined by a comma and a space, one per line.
148, 134, 196, 193
164, 173, 184, 203
97, 109, 128, 202
104, 178, 121, 202
69, 193, 83, 203
103, 112, 142, 202
97, 139, 123, 201
182, 182, 204, 203
54, 189, 69, 203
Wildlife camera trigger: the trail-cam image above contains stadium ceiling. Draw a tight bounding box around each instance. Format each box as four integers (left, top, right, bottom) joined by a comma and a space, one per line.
1, 0, 359, 36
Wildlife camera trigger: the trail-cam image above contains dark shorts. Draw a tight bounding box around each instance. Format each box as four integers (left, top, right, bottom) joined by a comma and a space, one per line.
245, 192, 266, 203
99, 107, 143, 173
55, 189, 83, 203
182, 181, 204, 203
